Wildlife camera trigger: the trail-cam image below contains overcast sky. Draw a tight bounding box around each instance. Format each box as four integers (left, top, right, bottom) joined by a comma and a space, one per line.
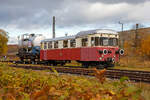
0, 0, 150, 44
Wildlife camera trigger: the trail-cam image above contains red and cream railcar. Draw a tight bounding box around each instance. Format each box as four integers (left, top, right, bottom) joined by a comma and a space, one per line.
40, 29, 124, 68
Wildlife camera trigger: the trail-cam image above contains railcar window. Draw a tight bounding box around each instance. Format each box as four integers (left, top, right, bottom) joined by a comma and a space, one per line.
95, 37, 99, 46
54, 41, 58, 48
109, 38, 113, 46
103, 38, 109, 46
100, 37, 103, 45
114, 38, 118, 46
100, 37, 109, 46
63, 40, 68, 48
91, 37, 95, 46
41, 43, 44, 49
44, 42, 47, 49
70, 39, 76, 47
112, 38, 118, 46
108, 38, 118, 46
100, 37, 118, 46
82, 38, 88, 47
48, 41, 52, 49
91, 37, 118, 47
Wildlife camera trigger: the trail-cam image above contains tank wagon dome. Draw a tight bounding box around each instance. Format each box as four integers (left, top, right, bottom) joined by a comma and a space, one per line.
18, 33, 45, 47
76, 29, 118, 37
41, 35, 75, 42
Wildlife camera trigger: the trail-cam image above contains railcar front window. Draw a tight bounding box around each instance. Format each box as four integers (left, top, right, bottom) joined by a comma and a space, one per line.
91, 37, 118, 47
109, 38, 118, 46
102, 38, 109, 46
109, 38, 113, 46
113, 38, 118, 46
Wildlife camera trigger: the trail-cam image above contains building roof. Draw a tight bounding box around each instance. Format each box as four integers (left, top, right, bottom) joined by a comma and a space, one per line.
76, 29, 118, 37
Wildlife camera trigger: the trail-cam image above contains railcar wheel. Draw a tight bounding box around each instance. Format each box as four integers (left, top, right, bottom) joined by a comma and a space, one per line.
60, 63, 65, 66
82, 62, 89, 68
96, 65, 104, 69
105, 62, 115, 68
53, 63, 57, 66
20, 57, 24, 62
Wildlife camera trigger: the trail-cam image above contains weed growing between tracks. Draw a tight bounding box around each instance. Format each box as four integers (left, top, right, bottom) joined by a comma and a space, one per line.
0, 63, 148, 100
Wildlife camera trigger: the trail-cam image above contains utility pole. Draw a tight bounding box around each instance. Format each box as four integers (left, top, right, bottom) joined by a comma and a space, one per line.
118, 21, 124, 48
135, 23, 139, 47
119, 21, 124, 32
52, 16, 55, 38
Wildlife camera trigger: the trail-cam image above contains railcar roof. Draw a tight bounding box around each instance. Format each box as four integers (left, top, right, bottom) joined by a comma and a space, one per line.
41, 35, 75, 42
76, 29, 118, 37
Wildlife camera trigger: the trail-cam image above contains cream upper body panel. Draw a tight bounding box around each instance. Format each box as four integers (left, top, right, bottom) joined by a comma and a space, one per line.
41, 29, 119, 49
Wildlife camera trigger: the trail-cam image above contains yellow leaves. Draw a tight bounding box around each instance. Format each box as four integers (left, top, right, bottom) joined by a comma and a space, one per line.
139, 35, 150, 57
30, 88, 49, 100
0, 93, 16, 100
0, 64, 143, 100
123, 32, 150, 59
0, 29, 8, 56
30, 86, 64, 100
0, 86, 24, 100
91, 94, 101, 100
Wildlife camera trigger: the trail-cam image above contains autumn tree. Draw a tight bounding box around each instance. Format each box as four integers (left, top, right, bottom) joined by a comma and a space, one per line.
0, 29, 8, 56
138, 34, 150, 59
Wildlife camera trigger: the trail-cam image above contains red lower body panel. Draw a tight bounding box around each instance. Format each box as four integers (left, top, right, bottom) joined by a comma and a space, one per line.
40, 48, 81, 61
40, 47, 119, 62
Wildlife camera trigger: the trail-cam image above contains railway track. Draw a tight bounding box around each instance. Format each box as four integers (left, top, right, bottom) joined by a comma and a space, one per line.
9, 64, 150, 83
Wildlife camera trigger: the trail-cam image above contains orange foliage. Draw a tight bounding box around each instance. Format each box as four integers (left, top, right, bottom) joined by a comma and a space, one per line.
94, 68, 106, 84
30, 85, 50, 100
124, 41, 131, 56
139, 34, 150, 57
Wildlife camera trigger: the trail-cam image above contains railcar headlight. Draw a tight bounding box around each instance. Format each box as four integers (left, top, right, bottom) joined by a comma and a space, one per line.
103, 49, 108, 55
99, 57, 102, 60
119, 49, 124, 55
